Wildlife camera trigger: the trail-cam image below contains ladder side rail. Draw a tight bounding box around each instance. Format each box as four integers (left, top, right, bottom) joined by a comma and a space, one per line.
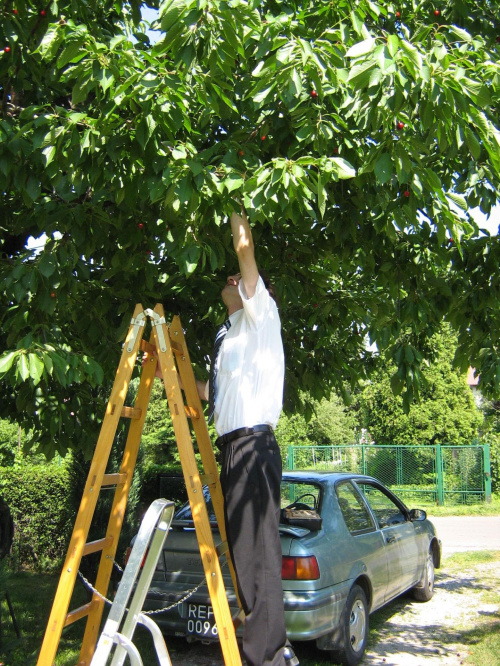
169, 316, 241, 606
78, 332, 158, 665
109, 502, 175, 666
152, 305, 242, 666
90, 500, 174, 666
37, 304, 147, 666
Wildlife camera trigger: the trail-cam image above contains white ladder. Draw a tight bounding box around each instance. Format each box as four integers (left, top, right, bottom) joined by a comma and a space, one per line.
90, 499, 175, 666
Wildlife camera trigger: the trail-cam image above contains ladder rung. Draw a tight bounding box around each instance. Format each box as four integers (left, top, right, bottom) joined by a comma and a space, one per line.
169, 339, 183, 355
64, 601, 95, 627
121, 406, 142, 419
83, 536, 114, 557
216, 540, 229, 558
233, 608, 245, 629
102, 473, 128, 486
184, 405, 200, 420
140, 339, 156, 354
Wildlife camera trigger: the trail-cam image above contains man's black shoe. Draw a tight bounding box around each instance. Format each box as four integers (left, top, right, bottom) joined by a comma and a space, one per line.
284, 646, 299, 666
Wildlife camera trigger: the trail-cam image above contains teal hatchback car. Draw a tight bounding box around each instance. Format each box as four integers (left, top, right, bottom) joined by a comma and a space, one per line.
139, 471, 441, 665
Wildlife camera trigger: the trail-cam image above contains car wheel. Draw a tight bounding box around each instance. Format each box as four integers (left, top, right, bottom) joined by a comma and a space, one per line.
328, 584, 369, 666
413, 547, 435, 602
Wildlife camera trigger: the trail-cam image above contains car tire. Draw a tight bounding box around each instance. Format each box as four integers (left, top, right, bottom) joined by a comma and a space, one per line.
412, 547, 435, 602
327, 584, 369, 666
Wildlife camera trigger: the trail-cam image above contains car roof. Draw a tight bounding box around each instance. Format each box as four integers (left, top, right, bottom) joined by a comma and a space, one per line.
282, 470, 379, 484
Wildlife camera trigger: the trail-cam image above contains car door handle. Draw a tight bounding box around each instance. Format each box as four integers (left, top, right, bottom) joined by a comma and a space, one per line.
386, 535, 397, 544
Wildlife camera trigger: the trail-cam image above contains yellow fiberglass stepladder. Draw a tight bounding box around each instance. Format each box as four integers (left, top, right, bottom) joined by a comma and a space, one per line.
36, 304, 243, 666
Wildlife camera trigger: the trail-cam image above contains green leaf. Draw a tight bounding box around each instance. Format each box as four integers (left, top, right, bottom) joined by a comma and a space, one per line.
29, 354, 45, 385
448, 192, 467, 211
17, 354, 30, 382
38, 253, 57, 278
374, 153, 393, 184
136, 115, 157, 149
345, 38, 376, 59
330, 157, 356, 180
26, 177, 41, 201
465, 128, 481, 159
57, 41, 86, 68
0, 351, 18, 376
347, 61, 377, 89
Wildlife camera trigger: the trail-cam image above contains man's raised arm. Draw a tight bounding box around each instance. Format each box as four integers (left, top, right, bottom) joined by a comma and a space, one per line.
230, 209, 259, 298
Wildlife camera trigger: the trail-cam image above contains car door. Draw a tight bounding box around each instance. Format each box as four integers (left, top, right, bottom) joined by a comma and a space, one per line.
335, 480, 389, 611
354, 481, 420, 602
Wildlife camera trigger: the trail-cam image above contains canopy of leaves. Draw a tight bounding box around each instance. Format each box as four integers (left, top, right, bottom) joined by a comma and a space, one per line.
1, 0, 499, 457
359, 325, 483, 446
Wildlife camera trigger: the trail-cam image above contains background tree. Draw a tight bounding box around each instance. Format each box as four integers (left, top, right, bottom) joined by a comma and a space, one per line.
1, 0, 499, 457
359, 325, 483, 446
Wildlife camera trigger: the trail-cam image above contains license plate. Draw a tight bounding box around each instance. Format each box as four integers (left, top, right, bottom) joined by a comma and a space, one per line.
186, 603, 219, 639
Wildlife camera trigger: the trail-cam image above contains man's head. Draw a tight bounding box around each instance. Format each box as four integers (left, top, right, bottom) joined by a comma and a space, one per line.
221, 271, 278, 313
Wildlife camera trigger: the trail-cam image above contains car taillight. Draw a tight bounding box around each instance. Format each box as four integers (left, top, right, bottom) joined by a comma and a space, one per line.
281, 556, 320, 580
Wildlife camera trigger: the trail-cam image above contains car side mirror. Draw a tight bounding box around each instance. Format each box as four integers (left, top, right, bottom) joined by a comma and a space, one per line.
409, 508, 427, 522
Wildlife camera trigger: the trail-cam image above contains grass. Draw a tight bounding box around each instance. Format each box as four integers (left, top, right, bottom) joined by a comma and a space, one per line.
1, 541, 499, 665
422, 495, 500, 517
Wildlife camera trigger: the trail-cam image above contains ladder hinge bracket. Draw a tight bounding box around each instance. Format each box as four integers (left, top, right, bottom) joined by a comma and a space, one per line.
144, 309, 167, 352
127, 313, 147, 352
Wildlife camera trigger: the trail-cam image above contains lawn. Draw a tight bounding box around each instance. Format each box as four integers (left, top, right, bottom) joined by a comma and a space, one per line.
1, 550, 499, 666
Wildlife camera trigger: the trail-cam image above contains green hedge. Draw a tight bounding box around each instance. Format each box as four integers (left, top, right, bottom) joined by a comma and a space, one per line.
0, 463, 75, 571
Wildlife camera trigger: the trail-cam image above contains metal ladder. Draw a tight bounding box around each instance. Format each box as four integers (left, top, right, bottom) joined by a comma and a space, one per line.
36, 304, 242, 666
91, 498, 175, 666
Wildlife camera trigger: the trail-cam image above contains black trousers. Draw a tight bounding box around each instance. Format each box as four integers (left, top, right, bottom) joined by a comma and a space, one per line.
220, 430, 287, 666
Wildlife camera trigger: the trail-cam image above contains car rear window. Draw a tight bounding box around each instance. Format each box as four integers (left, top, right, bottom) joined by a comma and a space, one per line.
280, 481, 321, 512
336, 481, 375, 535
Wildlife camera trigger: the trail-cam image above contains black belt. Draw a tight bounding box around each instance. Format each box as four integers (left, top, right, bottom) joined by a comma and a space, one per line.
215, 424, 273, 448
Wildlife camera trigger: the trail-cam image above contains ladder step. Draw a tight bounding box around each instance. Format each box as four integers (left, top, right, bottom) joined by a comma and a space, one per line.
83, 536, 114, 557
140, 339, 156, 354
216, 540, 229, 558
64, 601, 95, 627
121, 406, 142, 419
184, 405, 200, 420
102, 472, 128, 487
169, 339, 183, 355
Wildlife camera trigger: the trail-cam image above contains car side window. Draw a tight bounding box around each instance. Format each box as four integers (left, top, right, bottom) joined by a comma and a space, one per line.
356, 483, 407, 529
336, 482, 375, 535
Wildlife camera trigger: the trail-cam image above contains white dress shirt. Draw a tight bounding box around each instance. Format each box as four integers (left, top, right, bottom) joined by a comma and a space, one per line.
213, 276, 284, 437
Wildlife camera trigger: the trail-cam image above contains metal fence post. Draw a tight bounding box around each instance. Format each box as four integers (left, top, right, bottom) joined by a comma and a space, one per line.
287, 445, 294, 471
435, 444, 445, 505
483, 444, 492, 503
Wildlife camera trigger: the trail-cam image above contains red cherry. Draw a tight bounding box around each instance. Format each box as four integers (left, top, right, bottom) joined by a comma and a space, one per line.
397, 121, 404, 130
313, 303, 318, 308
434, 9, 440, 16
50, 292, 56, 298
40, 9, 46, 16
333, 147, 338, 154
138, 222, 144, 229
396, 11, 401, 18
403, 190, 410, 198
13, 9, 18, 14
449, 237, 453, 243
238, 149, 244, 156
4, 46, 11, 53
261, 135, 266, 141
311, 90, 318, 98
